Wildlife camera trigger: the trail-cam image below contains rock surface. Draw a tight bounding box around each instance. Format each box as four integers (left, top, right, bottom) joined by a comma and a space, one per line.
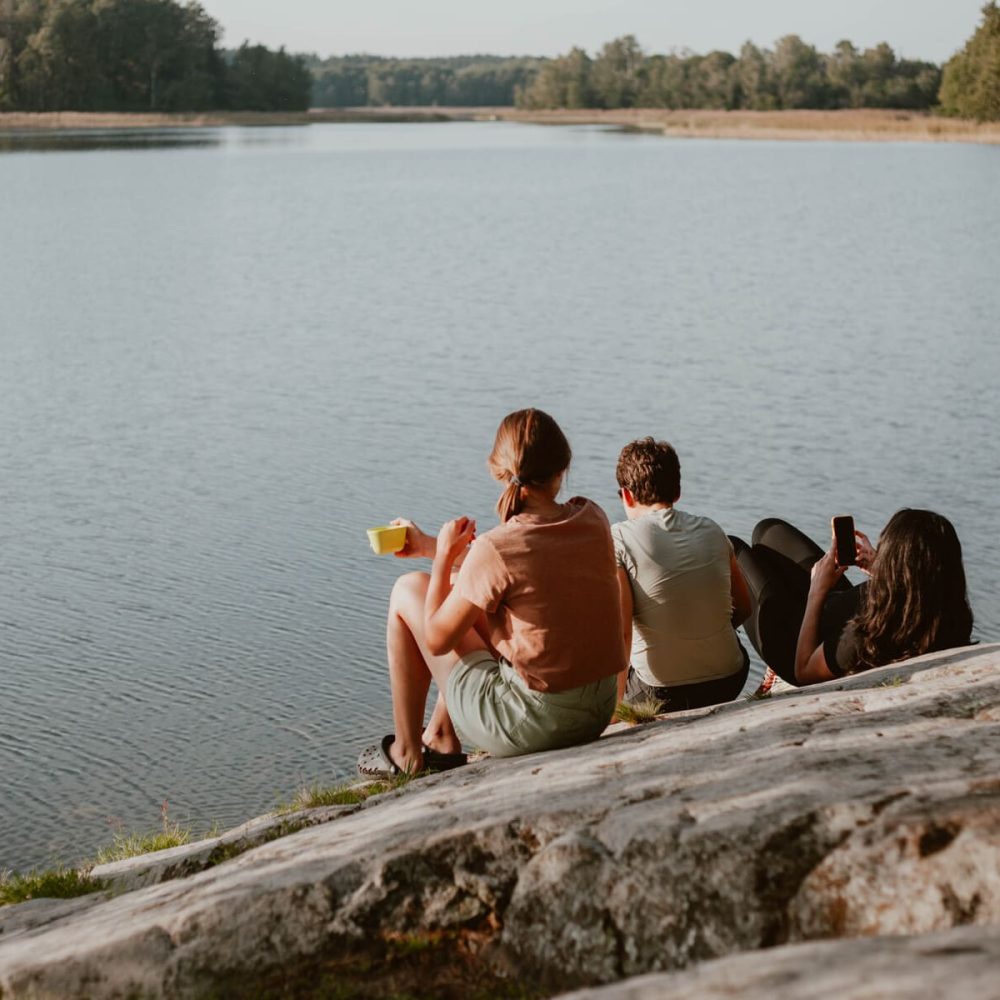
91, 805, 359, 893
1, 644, 998, 997
557, 922, 1000, 999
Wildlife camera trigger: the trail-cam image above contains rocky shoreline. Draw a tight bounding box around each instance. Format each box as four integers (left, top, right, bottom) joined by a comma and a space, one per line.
1, 643, 998, 997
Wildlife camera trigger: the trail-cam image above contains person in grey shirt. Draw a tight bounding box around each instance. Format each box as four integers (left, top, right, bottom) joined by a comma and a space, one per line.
613, 438, 752, 712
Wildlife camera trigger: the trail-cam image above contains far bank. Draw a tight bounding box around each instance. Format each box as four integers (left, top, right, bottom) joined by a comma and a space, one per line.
2, 107, 999, 144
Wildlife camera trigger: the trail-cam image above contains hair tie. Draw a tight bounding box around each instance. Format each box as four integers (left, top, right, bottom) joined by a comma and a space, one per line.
511, 475, 523, 487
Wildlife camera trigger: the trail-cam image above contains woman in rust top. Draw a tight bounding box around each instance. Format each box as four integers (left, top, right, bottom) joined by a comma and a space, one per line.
358, 408, 626, 777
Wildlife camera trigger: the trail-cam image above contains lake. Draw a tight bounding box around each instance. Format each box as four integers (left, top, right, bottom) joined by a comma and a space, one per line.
1, 122, 997, 872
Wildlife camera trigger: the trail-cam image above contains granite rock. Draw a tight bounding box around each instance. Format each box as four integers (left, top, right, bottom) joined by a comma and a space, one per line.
0, 644, 997, 997
557, 922, 1000, 999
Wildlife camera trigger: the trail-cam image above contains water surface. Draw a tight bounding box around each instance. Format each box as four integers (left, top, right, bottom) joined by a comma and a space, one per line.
1, 122, 997, 871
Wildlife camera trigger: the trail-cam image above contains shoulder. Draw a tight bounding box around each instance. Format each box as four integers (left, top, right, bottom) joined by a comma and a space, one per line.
565, 496, 613, 531
610, 517, 632, 555
676, 509, 733, 552
674, 508, 725, 536
568, 496, 608, 521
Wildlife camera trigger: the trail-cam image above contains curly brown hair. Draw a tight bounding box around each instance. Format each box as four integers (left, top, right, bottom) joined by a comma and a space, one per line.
852, 509, 973, 670
616, 438, 681, 506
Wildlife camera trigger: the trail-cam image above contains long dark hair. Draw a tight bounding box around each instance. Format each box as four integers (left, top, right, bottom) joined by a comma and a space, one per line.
488, 409, 571, 523
853, 509, 973, 669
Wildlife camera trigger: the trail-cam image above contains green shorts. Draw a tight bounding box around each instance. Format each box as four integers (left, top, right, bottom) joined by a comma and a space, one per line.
446, 650, 617, 758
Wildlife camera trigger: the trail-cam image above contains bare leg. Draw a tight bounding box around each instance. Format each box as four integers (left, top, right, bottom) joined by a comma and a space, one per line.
386, 571, 487, 773
422, 693, 461, 754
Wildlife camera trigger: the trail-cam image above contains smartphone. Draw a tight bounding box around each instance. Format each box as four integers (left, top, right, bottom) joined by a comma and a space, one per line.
832, 515, 856, 567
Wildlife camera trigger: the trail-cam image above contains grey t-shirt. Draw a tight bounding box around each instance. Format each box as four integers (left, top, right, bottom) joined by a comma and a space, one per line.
611, 507, 743, 687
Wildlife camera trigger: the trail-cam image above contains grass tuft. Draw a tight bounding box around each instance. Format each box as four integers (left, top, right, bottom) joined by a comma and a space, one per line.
279, 774, 413, 815
615, 697, 664, 725
94, 800, 191, 864
94, 828, 191, 865
878, 675, 906, 688
0, 867, 106, 907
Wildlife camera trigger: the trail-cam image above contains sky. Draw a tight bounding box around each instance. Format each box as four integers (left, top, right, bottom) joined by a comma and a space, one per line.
203, 0, 984, 63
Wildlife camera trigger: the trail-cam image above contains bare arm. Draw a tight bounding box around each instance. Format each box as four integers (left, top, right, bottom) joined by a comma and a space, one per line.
391, 517, 471, 567
730, 553, 752, 628
794, 545, 844, 686
424, 517, 482, 656
616, 566, 634, 703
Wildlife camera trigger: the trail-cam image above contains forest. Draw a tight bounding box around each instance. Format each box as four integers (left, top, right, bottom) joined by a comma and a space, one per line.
1, 1, 998, 119
0, 0, 312, 111
308, 54, 542, 109
309, 5, 1000, 122
515, 36, 942, 112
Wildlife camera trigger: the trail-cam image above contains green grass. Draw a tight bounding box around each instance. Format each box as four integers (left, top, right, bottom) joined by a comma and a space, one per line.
94, 826, 192, 865
878, 675, 906, 688
278, 774, 413, 815
94, 800, 192, 864
0, 867, 106, 907
615, 697, 664, 725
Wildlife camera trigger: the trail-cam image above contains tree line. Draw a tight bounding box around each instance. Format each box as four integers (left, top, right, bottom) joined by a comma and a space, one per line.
939, 1, 1000, 120
1, 1, 997, 119
307, 54, 542, 109
309, 5, 1000, 121
516, 35, 942, 112
0, 0, 312, 112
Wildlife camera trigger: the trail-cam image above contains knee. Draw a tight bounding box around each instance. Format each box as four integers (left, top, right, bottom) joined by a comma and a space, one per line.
389, 571, 430, 619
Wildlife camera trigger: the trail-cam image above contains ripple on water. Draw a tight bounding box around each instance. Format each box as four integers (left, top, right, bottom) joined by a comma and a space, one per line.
1, 124, 998, 871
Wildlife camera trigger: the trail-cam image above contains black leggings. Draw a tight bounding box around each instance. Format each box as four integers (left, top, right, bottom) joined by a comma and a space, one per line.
730, 518, 856, 685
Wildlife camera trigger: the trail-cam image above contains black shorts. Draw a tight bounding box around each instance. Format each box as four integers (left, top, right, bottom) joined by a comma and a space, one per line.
624, 643, 750, 713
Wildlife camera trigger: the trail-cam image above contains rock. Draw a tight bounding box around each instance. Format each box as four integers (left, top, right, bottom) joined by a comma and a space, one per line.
91, 805, 359, 892
0, 896, 109, 940
556, 922, 1000, 999
0, 644, 998, 998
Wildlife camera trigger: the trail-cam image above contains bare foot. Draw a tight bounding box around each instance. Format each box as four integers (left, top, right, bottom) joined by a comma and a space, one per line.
388, 739, 424, 774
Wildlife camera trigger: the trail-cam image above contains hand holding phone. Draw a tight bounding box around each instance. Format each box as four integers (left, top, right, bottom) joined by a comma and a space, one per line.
832, 515, 856, 567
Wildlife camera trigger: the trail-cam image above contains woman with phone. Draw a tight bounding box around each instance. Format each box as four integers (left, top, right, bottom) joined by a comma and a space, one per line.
732, 510, 974, 687
357, 407, 626, 777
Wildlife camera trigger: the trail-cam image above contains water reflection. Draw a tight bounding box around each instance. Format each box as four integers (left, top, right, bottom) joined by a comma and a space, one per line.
0, 128, 226, 154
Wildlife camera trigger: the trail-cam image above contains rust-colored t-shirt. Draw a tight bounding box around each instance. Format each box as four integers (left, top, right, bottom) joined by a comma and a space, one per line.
454, 497, 626, 693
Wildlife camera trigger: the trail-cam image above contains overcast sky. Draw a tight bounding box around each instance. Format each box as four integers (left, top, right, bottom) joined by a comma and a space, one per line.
203, 0, 983, 63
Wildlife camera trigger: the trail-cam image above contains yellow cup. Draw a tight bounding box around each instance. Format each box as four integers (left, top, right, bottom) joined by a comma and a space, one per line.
367, 524, 408, 555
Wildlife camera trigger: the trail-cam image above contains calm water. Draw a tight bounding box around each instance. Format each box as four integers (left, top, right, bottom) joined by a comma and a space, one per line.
1, 123, 998, 872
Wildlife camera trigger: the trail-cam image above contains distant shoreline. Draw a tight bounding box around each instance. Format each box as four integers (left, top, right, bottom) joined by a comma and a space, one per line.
2, 107, 999, 144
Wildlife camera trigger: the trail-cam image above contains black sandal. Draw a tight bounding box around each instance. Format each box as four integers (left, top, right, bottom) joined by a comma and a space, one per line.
356, 734, 467, 779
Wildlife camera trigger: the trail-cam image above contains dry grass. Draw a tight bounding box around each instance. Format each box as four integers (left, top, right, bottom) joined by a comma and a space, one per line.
0, 109, 450, 131
615, 697, 665, 725
3, 107, 998, 143
485, 107, 1000, 144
